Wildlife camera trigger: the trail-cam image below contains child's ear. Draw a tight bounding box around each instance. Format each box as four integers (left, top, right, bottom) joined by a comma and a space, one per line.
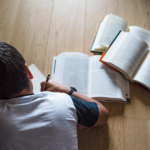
25, 64, 33, 79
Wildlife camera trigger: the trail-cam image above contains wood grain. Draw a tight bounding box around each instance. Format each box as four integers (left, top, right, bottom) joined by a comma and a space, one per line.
44, 0, 86, 76
123, 83, 150, 120
84, 0, 107, 56
103, 103, 123, 150
148, 120, 150, 150
78, 125, 109, 150
126, 0, 142, 26
123, 118, 149, 150
118, 0, 129, 21
138, 0, 150, 30
0, 31, 13, 44
78, 103, 123, 150
122, 0, 150, 120
0, 0, 20, 30
11, 0, 54, 74
83, 1, 124, 149
0, 0, 150, 150
106, 0, 119, 15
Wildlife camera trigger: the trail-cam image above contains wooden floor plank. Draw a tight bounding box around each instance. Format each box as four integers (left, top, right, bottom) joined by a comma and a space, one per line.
106, 0, 119, 15
126, 0, 142, 26
148, 120, 150, 150
0, 31, 13, 44
83, 0, 107, 55
83, 1, 124, 150
0, 0, 21, 30
123, 83, 150, 120
123, 118, 149, 150
118, 0, 129, 21
103, 103, 123, 150
44, 0, 86, 76
1, 0, 150, 150
78, 125, 109, 150
120, 0, 150, 120
138, 0, 150, 30
11, 0, 54, 74
78, 103, 123, 150
118, 0, 142, 26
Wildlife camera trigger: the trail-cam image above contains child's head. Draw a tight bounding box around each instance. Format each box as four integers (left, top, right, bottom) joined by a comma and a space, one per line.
0, 42, 30, 99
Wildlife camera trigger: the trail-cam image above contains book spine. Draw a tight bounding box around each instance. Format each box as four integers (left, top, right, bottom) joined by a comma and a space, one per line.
134, 82, 150, 92
99, 30, 122, 72
90, 50, 103, 54
105, 30, 122, 54
99, 30, 122, 62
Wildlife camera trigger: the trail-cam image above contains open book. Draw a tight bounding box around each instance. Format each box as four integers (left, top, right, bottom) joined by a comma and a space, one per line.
91, 13, 150, 53
100, 31, 150, 91
51, 52, 130, 103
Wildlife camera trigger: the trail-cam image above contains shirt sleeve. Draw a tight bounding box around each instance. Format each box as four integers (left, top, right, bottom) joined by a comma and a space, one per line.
69, 95, 99, 127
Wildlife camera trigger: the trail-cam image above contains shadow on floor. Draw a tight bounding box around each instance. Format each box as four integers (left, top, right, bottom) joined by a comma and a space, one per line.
78, 124, 109, 150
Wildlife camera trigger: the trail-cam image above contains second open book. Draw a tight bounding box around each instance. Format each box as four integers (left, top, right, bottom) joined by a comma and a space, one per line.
100, 31, 150, 91
51, 52, 130, 103
91, 13, 150, 53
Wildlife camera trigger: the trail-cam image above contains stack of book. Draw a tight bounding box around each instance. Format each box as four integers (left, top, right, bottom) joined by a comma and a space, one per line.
91, 13, 150, 54
91, 13, 150, 94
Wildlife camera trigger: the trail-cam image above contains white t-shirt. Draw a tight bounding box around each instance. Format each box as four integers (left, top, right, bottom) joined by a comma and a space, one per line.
0, 92, 78, 150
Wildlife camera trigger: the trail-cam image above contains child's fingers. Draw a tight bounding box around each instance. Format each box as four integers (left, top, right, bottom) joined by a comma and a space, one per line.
40, 81, 45, 92
86, 127, 90, 132
77, 125, 89, 131
77, 125, 85, 129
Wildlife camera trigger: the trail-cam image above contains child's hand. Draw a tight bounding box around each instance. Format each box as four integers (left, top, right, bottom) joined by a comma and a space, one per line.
77, 125, 90, 132
40, 80, 70, 93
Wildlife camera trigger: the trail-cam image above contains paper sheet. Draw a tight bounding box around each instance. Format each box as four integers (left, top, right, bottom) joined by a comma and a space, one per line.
29, 64, 46, 94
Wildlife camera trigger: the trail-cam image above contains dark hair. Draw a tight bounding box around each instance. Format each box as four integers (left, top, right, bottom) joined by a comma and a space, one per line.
0, 42, 29, 99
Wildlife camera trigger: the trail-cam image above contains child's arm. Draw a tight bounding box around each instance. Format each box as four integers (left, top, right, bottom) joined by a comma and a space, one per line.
41, 80, 109, 127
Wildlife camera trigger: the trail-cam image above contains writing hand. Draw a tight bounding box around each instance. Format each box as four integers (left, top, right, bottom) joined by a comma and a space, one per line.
40, 80, 70, 93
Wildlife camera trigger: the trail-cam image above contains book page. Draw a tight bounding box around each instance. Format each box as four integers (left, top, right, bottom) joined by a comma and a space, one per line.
53, 52, 89, 96
101, 14, 128, 47
129, 26, 150, 47
88, 55, 130, 101
103, 32, 149, 79
29, 64, 46, 94
91, 15, 109, 51
133, 51, 150, 89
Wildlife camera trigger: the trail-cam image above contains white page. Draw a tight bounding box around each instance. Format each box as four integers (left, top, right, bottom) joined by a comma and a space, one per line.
53, 52, 89, 96
102, 32, 126, 61
29, 64, 46, 94
129, 26, 150, 47
133, 51, 150, 89
88, 55, 129, 101
101, 14, 128, 47
103, 32, 148, 79
91, 15, 109, 51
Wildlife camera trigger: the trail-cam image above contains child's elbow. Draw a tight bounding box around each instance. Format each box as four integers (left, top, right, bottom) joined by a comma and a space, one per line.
94, 106, 109, 127
103, 109, 109, 125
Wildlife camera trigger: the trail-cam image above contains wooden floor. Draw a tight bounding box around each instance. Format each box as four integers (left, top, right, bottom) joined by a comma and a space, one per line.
0, 0, 150, 149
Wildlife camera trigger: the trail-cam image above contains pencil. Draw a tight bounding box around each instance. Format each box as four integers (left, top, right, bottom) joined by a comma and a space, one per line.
43, 74, 50, 90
